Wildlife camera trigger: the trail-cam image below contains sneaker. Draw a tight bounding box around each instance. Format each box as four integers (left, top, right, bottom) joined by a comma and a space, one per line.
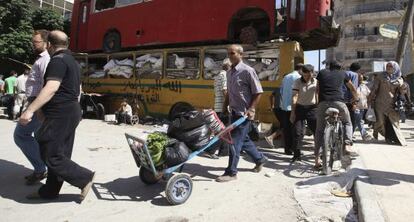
25, 171, 48, 185
215, 174, 237, 182
202, 153, 219, 159
265, 136, 274, 148
253, 157, 268, 173
362, 134, 373, 141
80, 172, 95, 202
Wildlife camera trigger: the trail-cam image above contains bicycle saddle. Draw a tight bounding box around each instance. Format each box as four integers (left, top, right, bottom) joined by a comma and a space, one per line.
325, 107, 339, 115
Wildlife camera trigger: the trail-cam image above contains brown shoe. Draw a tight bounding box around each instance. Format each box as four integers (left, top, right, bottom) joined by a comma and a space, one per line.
253, 157, 268, 173
25, 171, 48, 185
80, 172, 95, 202
215, 174, 237, 182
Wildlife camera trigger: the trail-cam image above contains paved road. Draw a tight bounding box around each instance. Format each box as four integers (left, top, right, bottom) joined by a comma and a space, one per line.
356, 119, 414, 222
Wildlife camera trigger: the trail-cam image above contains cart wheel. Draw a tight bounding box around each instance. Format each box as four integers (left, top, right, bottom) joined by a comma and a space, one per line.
131, 115, 139, 125
165, 174, 193, 205
139, 167, 161, 185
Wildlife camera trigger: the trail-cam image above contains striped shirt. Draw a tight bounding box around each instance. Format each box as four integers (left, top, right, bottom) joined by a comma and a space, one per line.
26, 50, 50, 97
214, 70, 227, 112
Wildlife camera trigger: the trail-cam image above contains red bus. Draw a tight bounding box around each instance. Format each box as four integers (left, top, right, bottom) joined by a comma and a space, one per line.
69, 0, 338, 53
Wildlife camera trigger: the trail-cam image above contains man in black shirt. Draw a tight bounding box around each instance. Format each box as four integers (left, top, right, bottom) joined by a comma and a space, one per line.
20, 30, 94, 202
314, 61, 358, 169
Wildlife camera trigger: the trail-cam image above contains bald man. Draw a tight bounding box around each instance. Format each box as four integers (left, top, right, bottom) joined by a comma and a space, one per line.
20, 30, 95, 202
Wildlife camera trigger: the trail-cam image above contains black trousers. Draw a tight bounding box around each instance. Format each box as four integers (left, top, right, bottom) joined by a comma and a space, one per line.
292, 104, 317, 157
36, 103, 93, 198
281, 110, 294, 153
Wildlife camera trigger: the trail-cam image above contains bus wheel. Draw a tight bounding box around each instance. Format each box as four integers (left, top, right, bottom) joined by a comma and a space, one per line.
103, 31, 121, 52
168, 102, 195, 120
239, 25, 258, 45
96, 103, 105, 120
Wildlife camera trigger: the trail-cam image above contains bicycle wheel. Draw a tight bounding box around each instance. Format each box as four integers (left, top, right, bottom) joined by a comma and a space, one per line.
323, 126, 333, 175
336, 121, 344, 162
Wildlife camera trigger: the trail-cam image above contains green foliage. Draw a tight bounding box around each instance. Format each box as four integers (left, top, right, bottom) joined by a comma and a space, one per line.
32, 8, 64, 31
0, 0, 34, 63
0, 1, 67, 64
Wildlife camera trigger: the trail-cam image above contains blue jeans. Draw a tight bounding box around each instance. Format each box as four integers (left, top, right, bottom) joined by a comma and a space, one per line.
354, 109, 367, 137
14, 114, 47, 173
225, 116, 265, 175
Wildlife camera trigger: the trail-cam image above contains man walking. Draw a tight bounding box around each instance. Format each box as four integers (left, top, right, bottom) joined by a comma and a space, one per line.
290, 64, 318, 162
14, 30, 49, 185
20, 30, 95, 201
216, 44, 266, 182
342, 62, 360, 134
13, 69, 29, 119
4, 70, 17, 119
280, 63, 303, 155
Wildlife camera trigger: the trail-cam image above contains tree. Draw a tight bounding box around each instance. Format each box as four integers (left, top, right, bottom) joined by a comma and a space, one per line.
31, 8, 64, 31
0, 0, 34, 64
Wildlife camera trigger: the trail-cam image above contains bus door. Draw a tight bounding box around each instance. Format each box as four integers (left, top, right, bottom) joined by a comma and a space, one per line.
76, 0, 91, 51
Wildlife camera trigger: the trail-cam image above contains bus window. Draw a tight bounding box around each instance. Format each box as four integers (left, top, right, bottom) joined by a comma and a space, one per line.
117, 0, 143, 7
136, 52, 163, 79
204, 48, 228, 80
243, 48, 280, 81
299, 0, 306, 21
87, 55, 108, 78
166, 51, 200, 79
95, 0, 116, 12
290, 0, 297, 19
105, 53, 134, 79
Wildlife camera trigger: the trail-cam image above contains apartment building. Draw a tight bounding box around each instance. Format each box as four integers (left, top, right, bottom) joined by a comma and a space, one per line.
30, 0, 74, 20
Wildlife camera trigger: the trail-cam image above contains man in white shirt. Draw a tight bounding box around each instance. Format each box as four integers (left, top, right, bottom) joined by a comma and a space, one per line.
13, 69, 29, 119
14, 30, 50, 185
116, 99, 133, 124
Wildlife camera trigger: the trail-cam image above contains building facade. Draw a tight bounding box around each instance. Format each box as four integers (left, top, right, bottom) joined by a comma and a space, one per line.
326, 0, 412, 73
30, 0, 74, 20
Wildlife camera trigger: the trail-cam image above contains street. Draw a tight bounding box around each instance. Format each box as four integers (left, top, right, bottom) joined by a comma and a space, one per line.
0, 118, 413, 221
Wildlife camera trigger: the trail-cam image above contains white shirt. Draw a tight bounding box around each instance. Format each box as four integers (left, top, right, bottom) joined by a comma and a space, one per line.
15, 74, 28, 93
214, 70, 227, 112
26, 50, 50, 97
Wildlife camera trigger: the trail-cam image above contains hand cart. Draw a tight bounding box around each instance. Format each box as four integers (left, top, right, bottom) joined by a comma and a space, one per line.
125, 116, 246, 205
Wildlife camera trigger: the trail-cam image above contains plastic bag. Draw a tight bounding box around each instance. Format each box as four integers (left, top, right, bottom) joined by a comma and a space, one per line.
202, 109, 225, 135
365, 106, 376, 122
249, 121, 260, 141
164, 141, 191, 167
168, 110, 205, 134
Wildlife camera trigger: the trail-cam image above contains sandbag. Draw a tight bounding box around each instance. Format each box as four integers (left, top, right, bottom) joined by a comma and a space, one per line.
173, 124, 211, 151
168, 110, 205, 135
164, 142, 191, 167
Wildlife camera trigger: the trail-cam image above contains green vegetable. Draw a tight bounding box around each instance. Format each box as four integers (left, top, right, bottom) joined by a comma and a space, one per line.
147, 132, 168, 166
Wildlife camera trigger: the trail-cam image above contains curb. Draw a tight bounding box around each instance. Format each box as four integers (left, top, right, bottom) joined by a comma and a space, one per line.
350, 155, 387, 222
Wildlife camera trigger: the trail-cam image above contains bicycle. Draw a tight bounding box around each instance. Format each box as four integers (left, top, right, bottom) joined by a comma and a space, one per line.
322, 107, 344, 175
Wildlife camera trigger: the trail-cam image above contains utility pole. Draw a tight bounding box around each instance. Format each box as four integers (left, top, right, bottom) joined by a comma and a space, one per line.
396, 0, 414, 66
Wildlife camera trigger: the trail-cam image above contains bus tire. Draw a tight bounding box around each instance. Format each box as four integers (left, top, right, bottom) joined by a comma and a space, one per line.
96, 103, 105, 120
103, 31, 121, 52
239, 25, 258, 45
168, 102, 195, 121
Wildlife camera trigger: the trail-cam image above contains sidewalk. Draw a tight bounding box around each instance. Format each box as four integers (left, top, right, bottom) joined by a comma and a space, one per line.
354, 119, 414, 222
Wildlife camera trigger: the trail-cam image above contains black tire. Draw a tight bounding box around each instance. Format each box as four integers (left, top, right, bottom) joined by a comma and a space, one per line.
165, 174, 193, 205
139, 167, 161, 185
96, 103, 105, 120
168, 102, 195, 121
103, 31, 121, 52
239, 25, 258, 45
336, 122, 344, 163
323, 126, 333, 175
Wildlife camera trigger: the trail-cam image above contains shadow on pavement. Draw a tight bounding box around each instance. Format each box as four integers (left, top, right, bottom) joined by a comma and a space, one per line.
0, 159, 79, 204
